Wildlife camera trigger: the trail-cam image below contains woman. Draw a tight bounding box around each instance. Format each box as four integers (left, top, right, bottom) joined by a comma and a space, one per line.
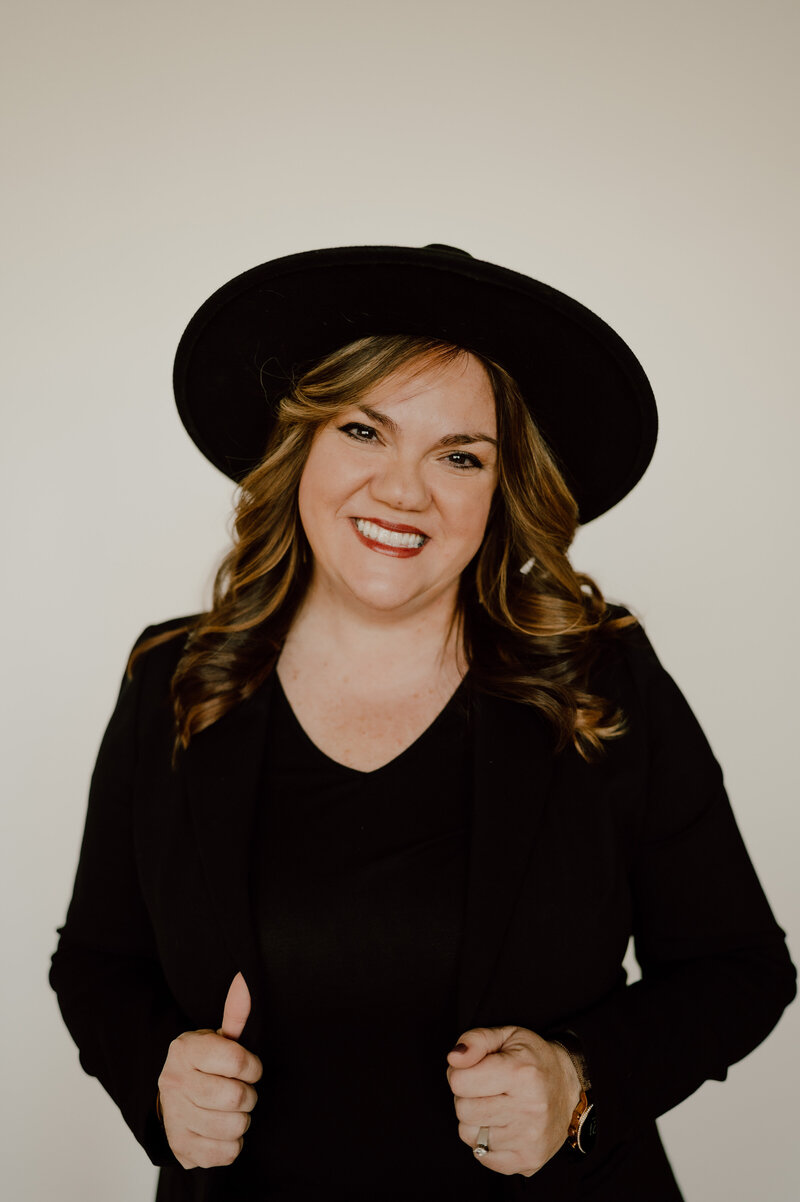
50, 244, 795, 1201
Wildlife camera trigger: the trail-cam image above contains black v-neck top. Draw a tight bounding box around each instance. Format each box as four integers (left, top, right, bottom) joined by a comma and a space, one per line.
250, 674, 500, 1199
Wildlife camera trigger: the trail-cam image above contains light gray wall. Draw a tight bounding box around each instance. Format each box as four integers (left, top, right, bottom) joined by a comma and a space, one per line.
2, 1, 797, 1198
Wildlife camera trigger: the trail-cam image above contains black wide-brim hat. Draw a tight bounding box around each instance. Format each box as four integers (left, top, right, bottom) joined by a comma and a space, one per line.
173, 244, 657, 522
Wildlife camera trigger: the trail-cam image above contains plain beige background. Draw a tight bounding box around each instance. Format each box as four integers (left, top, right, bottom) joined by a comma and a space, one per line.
2, 1, 797, 1198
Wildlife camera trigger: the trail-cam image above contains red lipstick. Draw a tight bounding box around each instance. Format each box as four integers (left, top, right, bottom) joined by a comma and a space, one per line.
350, 517, 429, 558
357, 516, 429, 536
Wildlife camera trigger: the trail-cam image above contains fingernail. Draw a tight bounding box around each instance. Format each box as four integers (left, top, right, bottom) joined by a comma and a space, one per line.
451, 1042, 468, 1053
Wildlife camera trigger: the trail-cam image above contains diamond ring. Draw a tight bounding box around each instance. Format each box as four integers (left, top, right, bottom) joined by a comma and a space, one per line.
474, 1127, 490, 1158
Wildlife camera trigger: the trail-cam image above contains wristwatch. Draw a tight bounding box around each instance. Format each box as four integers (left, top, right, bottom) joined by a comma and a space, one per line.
566, 1087, 597, 1154
551, 1031, 597, 1155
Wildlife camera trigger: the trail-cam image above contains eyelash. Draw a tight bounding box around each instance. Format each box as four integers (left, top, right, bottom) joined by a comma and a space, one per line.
337, 422, 485, 470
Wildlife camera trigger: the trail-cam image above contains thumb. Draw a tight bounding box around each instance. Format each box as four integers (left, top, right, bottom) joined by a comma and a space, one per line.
217, 972, 251, 1041
447, 1025, 519, 1067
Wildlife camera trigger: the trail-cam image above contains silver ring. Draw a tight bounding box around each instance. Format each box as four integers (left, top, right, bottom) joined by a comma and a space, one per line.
474, 1126, 490, 1158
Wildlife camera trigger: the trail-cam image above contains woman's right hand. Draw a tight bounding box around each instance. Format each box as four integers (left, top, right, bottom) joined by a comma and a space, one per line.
157, 973, 263, 1169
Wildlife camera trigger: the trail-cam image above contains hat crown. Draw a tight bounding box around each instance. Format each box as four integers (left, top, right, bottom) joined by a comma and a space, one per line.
173, 243, 658, 521
422, 243, 474, 259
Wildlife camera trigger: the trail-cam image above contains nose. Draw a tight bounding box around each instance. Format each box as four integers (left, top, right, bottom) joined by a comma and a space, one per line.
369, 452, 430, 512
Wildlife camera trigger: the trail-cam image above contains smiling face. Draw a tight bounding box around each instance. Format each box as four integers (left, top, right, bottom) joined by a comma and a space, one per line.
296, 351, 499, 619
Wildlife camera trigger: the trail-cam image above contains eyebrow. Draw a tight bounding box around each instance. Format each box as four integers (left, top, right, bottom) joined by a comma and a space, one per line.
356, 405, 498, 449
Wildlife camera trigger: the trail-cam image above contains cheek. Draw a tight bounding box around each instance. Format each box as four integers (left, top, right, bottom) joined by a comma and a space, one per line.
299, 442, 335, 507
297, 450, 331, 537
429, 498, 493, 571
448, 479, 496, 544
298, 440, 364, 525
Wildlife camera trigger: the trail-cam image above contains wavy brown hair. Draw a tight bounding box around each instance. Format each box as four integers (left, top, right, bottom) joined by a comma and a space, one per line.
131, 334, 635, 760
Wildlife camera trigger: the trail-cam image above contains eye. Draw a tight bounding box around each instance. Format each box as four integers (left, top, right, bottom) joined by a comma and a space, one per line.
338, 422, 379, 442
446, 451, 484, 470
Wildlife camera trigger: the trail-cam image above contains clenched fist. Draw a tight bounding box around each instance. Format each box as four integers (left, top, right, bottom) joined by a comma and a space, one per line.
446, 1025, 580, 1177
157, 973, 263, 1170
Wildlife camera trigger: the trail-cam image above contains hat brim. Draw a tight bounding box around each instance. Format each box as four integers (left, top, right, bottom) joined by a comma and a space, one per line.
173, 245, 657, 522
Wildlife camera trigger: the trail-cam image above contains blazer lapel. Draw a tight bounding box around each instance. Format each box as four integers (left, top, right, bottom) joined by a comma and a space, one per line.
181, 671, 276, 1041
456, 690, 556, 1030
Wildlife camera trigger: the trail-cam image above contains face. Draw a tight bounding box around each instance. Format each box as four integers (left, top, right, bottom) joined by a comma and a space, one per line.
297, 352, 498, 619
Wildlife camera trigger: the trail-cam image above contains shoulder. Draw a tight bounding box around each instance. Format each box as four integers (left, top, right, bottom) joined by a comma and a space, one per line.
108, 616, 201, 755
595, 604, 668, 691
597, 606, 721, 772
585, 605, 652, 697
134, 612, 200, 647
127, 613, 201, 693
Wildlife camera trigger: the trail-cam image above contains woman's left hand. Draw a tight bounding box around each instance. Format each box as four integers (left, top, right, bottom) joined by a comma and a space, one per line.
446, 1026, 581, 1176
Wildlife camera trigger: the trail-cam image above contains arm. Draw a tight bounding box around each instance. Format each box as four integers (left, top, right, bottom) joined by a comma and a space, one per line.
49, 629, 191, 1166
565, 626, 796, 1151
447, 625, 795, 1174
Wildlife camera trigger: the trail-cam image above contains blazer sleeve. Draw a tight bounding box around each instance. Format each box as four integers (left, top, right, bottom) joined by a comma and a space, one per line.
49, 628, 191, 1167
565, 624, 796, 1152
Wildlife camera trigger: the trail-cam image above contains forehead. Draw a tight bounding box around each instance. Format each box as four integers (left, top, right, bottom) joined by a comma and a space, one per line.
358, 351, 497, 429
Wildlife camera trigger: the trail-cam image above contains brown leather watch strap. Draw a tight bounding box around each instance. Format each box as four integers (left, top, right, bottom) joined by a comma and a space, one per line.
567, 1089, 589, 1144
566, 1088, 596, 1153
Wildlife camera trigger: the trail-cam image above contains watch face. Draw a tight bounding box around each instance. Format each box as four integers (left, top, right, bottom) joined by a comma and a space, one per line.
577, 1104, 598, 1154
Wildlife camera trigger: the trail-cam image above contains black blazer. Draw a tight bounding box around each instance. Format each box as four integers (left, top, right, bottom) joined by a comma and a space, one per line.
50, 616, 796, 1201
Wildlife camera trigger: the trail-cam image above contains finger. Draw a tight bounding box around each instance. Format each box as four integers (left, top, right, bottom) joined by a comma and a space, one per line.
176, 1135, 244, 1171
448, 1053, 531, 1098
454, 1094, 515, 1125
188, 1108, 252, 1142
447, 1026, 519, 1068
193, 1033, 263, 1083
458, 1121, 506, 1151
188, 1072, 259, 1114
219, 972, 251, 1041
457, 1125, 536, 1176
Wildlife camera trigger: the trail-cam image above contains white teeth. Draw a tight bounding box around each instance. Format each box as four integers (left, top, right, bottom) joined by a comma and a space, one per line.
355, 519, 425, 548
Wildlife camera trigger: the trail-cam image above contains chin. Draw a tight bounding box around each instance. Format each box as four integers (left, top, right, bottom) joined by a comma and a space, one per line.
347, 582, 424, 612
